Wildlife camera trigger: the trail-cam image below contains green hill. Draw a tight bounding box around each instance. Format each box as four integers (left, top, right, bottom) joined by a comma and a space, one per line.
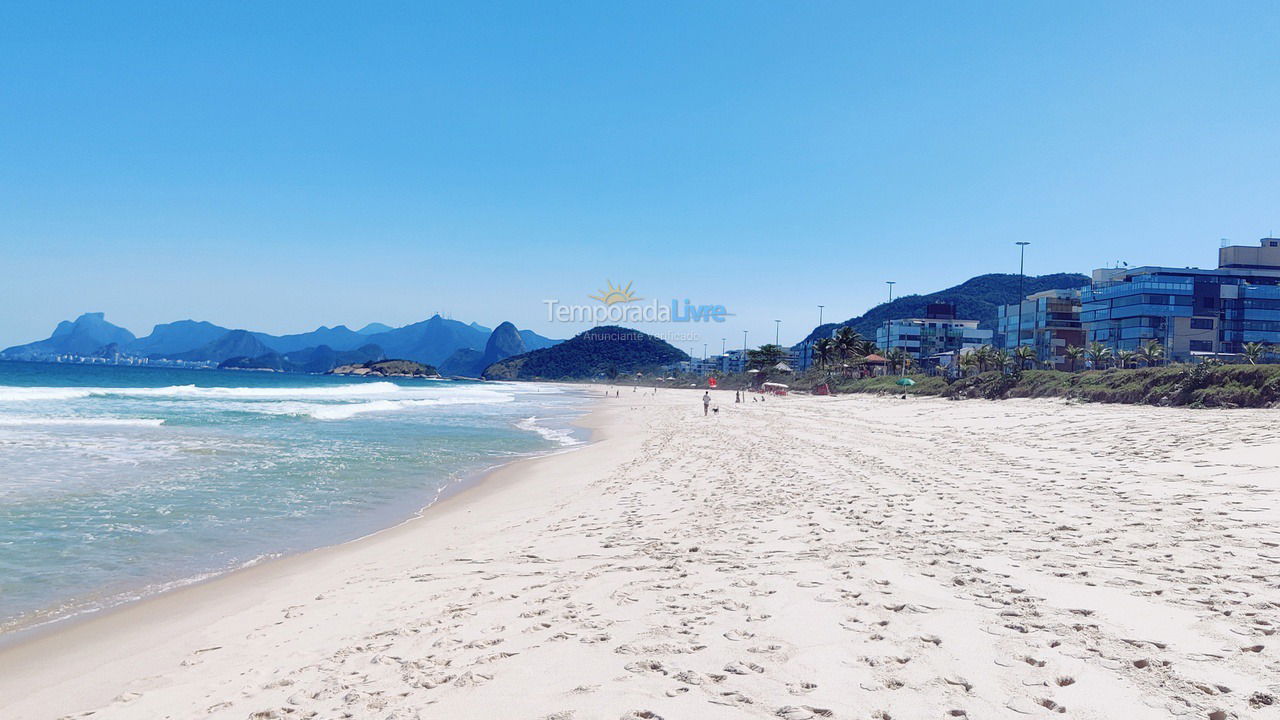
483, 326, 688, 380
798, 272, 1090, 346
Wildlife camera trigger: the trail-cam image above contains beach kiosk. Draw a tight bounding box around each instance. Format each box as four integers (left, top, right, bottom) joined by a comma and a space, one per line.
862, 353, 889, 377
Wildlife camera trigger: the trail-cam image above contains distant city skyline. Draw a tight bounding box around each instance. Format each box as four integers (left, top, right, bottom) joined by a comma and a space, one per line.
3, 3, 1280, 349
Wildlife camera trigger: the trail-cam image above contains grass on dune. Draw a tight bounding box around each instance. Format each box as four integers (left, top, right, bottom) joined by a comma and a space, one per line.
719, 364, 1280, 408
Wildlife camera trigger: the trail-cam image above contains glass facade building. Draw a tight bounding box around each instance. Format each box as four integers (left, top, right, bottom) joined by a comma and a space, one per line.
875, 302, 992, 364
996, 289, 1085, 369
1081, 239, 1280, 361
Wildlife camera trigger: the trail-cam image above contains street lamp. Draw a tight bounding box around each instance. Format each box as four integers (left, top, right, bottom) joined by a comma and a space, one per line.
742, 329, 748, 372
814, 305, 825, 368
885, 281, 896, 361
774, 320, 781, 346
1016, 241, 1031, 351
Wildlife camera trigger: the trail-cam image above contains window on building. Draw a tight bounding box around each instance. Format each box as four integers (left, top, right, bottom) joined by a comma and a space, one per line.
1190, 318, 1214, 330
1189, 340, 1214, 352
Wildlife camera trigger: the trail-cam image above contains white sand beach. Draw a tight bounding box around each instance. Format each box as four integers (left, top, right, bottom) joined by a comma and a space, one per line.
2, 389, 1278, 719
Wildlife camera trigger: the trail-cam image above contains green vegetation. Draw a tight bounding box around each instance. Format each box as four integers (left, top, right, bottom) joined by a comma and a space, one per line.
816, 365, 1280, 408
483, 326, 687, 380
746, 343, 788, 369
329, 359, 439, 377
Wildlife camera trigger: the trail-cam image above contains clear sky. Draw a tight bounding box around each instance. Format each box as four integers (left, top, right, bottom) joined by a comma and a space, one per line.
3, 2, 1279, 351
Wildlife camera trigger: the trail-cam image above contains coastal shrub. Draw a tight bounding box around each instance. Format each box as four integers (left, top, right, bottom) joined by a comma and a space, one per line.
833, 374, 947, 396
704, 361, 1280, 408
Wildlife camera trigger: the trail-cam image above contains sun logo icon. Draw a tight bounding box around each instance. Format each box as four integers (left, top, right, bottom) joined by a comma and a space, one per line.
589, 280, 641, 305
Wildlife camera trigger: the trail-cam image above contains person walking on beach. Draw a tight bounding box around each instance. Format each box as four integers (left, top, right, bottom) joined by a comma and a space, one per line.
703, 392, 711, 416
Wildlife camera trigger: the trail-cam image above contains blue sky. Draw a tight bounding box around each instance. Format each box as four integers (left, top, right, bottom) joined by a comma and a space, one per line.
3, 2, 1279, 351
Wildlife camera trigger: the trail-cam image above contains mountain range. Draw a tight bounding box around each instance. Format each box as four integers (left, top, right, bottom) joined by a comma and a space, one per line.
1, 313, 561, 374
797, 272, 1091, 346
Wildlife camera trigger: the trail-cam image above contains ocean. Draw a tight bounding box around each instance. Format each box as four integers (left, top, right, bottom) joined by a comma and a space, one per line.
0, 360, 590, 636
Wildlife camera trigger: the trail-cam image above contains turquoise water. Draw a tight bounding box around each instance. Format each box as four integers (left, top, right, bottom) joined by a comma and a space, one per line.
0, 361, 589, 634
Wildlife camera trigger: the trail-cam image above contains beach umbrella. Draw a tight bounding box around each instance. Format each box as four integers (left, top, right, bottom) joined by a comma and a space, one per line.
896, 377, 916, 386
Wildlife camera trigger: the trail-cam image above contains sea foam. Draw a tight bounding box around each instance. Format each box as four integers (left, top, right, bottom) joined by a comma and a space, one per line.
515, 416, 583, 446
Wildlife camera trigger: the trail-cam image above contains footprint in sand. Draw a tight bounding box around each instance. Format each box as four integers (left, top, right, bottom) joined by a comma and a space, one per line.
776, 706, 833, 719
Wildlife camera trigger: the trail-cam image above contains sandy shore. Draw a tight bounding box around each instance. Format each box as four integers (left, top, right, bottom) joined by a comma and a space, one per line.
2, 389, 1279, 719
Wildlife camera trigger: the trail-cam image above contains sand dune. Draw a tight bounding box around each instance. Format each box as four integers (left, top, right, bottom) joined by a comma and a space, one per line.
2, 389, 1278, 719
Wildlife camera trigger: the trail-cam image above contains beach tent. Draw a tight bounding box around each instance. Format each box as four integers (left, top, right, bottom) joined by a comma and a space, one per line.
761, 382, 789, 396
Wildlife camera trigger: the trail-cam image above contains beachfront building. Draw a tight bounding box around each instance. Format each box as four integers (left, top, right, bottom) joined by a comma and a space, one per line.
678, 349, 752, 376
1082, 238, 1280, 362
874, 302, 993, 367
996, 289, 1085, 370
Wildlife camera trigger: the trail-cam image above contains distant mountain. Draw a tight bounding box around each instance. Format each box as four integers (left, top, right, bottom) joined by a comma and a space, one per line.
2, 312, 564, 369
484, 325, 688, 380
482, 321, 526, 365
438, 348, 485, 377
797, 272, 1091, 346
519, 329, 561, 351
220, 343, 385, 373
1, 312, 136, 359
173, 330, 275, 363
126, 320, 231, 356
267, 325, 369, 354
438, 320, 528, 377
356, 322, 394, 336
93, 342, 123, 359
360, 314, 489, 366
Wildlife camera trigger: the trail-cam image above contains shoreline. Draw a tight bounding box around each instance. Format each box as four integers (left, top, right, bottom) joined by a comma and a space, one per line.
0, 390, 609, 713
4, 390, 1275, 720
0, 382, 595, 648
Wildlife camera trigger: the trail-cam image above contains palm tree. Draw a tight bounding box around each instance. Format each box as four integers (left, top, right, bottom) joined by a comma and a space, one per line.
1085, 341, 1113, 370
1064, 345, 1085, 372
959, 351, 978, 377
972, 345, 994, 373
1117, 349, 1137, 369
1013, 345, 1037, 370
1136, 340, 1165, 367
1243, 341, 1269, 365
833, 326, 863, 363
991, 348, 1011, 372
813, 338, 836, 370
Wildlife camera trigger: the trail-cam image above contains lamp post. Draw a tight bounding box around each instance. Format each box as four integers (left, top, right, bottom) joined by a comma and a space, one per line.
774, 320, 781, 346
818, 304, 824, 327
742, 330, 748, 372
885, 281, 896, 369
1016, 241, 1031, 353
